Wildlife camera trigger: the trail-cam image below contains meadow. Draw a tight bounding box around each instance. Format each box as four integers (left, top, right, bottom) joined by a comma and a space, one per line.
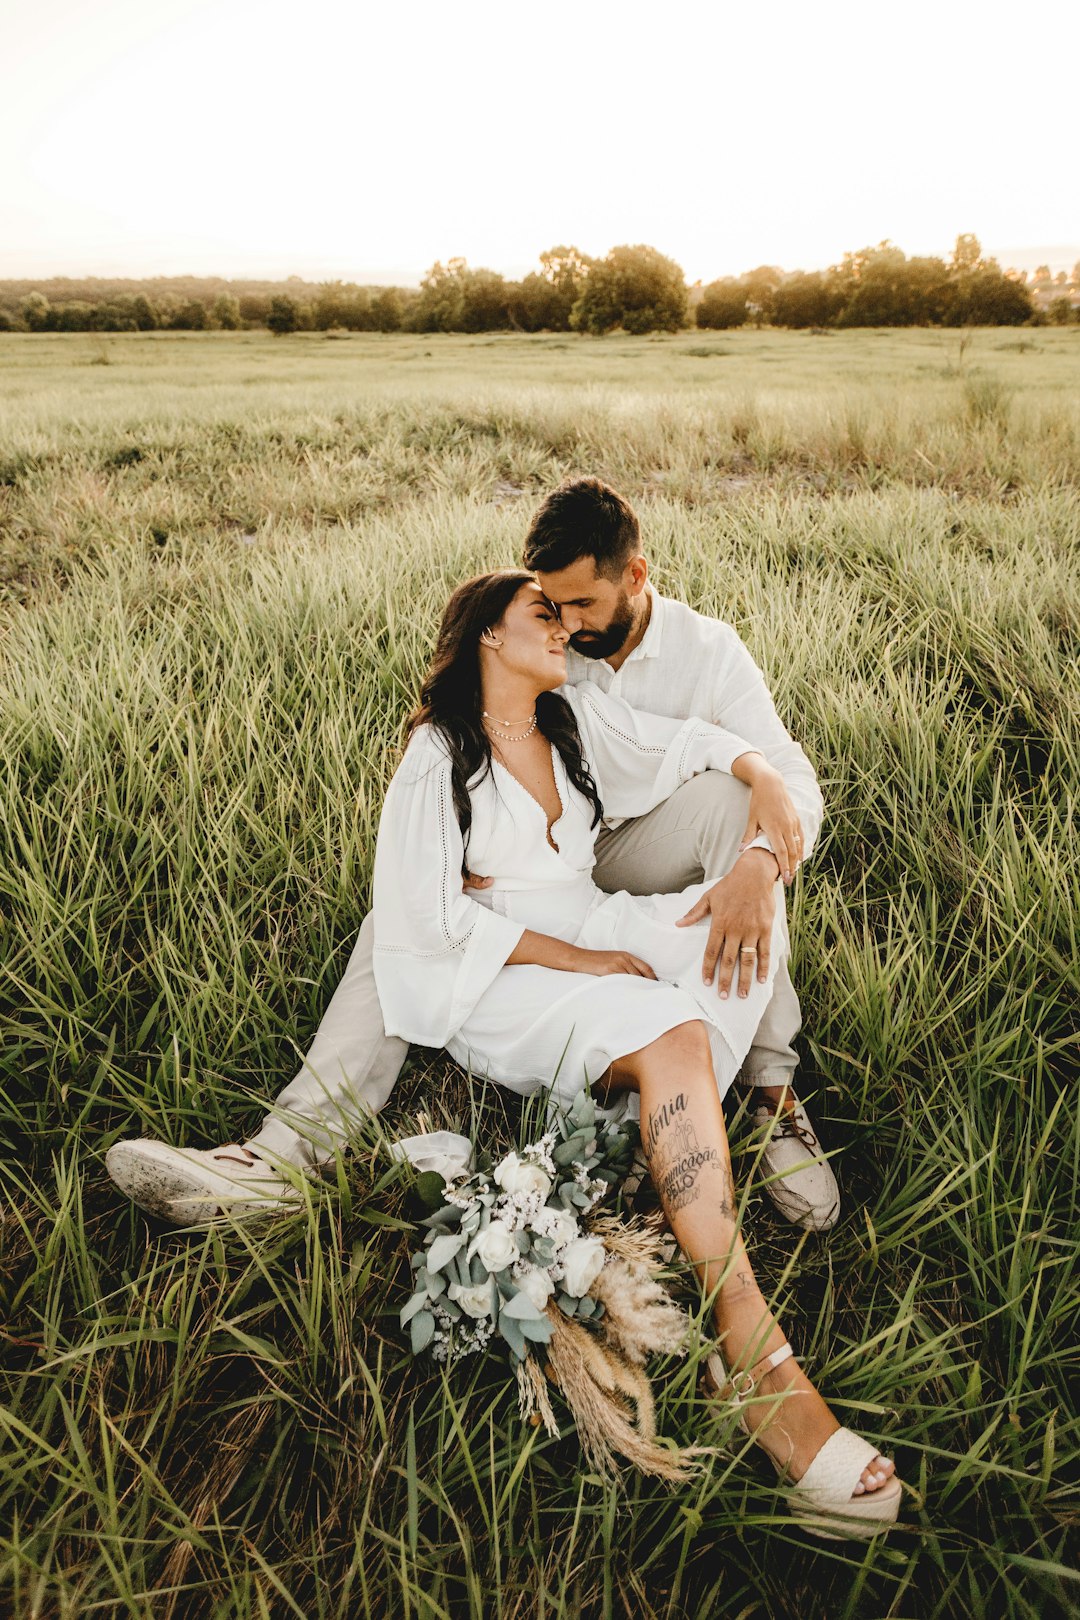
1, 326, 1078, 1618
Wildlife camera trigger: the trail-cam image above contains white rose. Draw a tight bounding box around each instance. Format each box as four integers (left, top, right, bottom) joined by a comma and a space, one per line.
467, 1219, 519, 1273
448, 1282, 493, 1319
561, 1236, 606, 1298
537, 1207, 578, 1249
515, 1265, 555, 1311
493, 1152, 553, 1200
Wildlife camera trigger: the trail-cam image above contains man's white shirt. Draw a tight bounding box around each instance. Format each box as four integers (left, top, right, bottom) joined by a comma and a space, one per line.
562, 585, 824, 864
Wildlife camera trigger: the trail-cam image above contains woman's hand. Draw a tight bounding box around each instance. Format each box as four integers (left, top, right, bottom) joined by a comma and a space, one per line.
572, 948, 658, 980
506, 931, 657, 978
734, 757, 804, 885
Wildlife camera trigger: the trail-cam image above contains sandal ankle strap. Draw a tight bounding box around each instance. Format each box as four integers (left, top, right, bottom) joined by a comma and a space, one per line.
715, 1341, 794, 1404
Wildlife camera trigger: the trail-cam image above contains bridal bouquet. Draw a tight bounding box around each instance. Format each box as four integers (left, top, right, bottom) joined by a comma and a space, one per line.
398, 1092, 704, 1480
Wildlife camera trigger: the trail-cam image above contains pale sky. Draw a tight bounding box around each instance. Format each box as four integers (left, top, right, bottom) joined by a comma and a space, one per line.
3, 0, 1078, 284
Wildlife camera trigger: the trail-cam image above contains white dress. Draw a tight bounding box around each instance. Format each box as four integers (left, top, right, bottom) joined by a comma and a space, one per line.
371, 684, 785, 1120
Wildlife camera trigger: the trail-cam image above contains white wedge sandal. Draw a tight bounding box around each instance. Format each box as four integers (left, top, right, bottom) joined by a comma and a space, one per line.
704, 1341, 903, 1541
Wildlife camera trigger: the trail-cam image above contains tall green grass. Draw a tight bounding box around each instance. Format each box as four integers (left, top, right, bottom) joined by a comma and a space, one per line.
1, 331, 1078, 1616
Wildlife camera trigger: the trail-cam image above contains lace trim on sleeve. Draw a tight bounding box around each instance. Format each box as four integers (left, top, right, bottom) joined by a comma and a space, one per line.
578, 686, 717, 784
577, 686, 666, 756
436, 756, 476, 951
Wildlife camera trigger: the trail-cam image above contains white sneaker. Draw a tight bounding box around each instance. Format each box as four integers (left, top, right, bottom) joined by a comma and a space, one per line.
105, 1139, 305, 1226
749, 1099, 840, 1231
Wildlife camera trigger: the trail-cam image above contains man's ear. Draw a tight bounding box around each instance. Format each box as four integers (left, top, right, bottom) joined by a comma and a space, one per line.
626, 555, 649, 597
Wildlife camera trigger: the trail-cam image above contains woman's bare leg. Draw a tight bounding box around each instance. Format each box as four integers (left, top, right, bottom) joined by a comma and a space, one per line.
605, 1020, 894, 1495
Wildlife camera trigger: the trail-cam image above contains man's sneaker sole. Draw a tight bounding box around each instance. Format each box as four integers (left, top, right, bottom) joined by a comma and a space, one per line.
105, 1141, 302, 1227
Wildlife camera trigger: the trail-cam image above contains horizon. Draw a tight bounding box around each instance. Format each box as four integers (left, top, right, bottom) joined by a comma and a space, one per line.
3, 240, 1079, 291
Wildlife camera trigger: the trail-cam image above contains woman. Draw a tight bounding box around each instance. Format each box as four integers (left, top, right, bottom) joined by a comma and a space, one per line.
373, 569, 902, 1538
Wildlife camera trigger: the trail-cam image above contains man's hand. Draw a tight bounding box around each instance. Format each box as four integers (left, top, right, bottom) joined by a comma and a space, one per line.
675, 849, 779, 999
462, 871, 493, 892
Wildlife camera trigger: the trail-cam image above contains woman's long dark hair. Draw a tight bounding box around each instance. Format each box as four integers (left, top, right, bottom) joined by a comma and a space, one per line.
406, 570, 603, 867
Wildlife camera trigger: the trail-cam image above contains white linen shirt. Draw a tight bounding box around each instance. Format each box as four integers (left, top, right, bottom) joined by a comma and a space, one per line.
562, 586, 824, 862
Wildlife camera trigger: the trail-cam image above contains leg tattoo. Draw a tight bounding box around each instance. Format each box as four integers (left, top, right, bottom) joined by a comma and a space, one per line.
646, 1092, 735, 1219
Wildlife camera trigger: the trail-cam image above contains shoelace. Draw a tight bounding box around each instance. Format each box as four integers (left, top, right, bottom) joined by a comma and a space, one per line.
759, 1110, 820, 1151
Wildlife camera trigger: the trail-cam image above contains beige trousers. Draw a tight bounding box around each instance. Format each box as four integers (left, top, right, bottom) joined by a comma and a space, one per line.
245, 772, 802, 1169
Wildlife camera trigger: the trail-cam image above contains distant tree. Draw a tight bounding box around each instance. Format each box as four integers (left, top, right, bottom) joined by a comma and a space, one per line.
769, 271, 844, 328
168, 299, 209, 331
571, 244, 687, 335
51, 302, 90, 331
369, 287, 403, 331
0, 308, 16, 332
212, 294, 241, 330
512, 246, 592, 331
312, 282, 372, 330
696, 278, 748, 329
239, 293, 272, 326
131, 294, 159, 330
89, 302, 136, 332
951, 233, 983, 275
1072, 261, 1080, 289
21, 292, 50, 332
460, 267, 510, 332
945, 265, 1033, 325
837, 246, 952, 326
1048, 296, 1076, 326
742, 266, 782, 325
267, 295, 301, 335
1033, 264, 1052, 285
512, 272, 564, 331
410, 259, 468, 332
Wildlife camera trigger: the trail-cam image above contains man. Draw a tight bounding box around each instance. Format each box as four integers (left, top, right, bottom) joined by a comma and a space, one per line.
106, 478, 838, 1231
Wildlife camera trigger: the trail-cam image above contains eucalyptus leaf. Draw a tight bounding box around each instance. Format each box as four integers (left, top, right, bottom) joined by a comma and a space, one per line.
409, 1310, 435, 1355
400, 1293, 429, 1327
498, 1314, 527, 1360
426, 1231, 465, 1273
454, 1252, 473, 1286
501, 1291, 545, 1322
520, 1316, 554, 1344
496, 1270, 518, 1300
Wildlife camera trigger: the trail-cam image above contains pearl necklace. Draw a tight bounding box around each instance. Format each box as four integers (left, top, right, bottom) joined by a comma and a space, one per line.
482, 709, 538, 742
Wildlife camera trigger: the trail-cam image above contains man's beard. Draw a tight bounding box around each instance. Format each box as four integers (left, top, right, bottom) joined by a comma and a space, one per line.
568, 597, 636, 661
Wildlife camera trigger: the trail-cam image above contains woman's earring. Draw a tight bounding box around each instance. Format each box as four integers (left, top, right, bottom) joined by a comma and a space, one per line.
481, 627, 503, 648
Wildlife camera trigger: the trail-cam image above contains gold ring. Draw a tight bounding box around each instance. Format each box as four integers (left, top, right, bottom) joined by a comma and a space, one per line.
739, 947, 756, 956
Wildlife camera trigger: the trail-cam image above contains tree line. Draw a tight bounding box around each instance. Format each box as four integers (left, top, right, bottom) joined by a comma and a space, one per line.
2, 237, 1078, 336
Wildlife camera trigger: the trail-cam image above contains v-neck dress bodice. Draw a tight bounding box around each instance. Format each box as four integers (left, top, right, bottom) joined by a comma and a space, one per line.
372, 683, 786, 1116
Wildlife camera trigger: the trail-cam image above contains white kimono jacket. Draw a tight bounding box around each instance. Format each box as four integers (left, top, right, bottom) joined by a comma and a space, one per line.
371, 683, 763, 1054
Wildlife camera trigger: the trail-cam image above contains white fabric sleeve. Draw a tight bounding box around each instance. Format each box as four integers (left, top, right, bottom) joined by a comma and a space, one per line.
706, 633, 825, 862
371, 729, 525, 1047
562, 683, 758, 822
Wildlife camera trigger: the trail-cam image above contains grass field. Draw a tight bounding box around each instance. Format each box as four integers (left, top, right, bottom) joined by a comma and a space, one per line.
1, 328, 1078, 1618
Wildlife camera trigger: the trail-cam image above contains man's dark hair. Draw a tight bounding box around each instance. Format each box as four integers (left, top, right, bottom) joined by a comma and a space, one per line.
521, 477, 640, 579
